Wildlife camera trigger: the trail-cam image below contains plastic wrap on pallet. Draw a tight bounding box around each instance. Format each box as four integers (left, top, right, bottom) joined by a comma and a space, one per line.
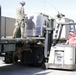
24, 12, 48, 37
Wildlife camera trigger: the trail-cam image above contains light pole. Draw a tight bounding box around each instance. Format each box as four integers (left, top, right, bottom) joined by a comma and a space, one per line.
0, 5, 1, 42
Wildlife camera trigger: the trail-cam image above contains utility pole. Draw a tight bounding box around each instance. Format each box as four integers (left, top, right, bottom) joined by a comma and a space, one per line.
0, 5, 1, 42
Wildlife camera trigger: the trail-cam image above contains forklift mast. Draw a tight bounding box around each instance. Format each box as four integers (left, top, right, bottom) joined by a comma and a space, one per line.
52, 24, 63, 46
44, 19, 54, 58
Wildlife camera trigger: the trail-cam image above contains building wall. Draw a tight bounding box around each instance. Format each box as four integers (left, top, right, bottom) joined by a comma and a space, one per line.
1, 16, 15, 36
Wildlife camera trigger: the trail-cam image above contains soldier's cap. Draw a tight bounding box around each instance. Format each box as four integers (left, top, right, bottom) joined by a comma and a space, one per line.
20, 1, 25, 5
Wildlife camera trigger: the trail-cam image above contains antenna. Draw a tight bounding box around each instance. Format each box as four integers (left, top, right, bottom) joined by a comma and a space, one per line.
42, 0, 65, 19
42, 0, 59, 13
43, 1, 46, 14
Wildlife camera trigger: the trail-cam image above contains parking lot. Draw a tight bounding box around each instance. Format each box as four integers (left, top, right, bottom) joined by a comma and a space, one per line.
0, 57, 76, 75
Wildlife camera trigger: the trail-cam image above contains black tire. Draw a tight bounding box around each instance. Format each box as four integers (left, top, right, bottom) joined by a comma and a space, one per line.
4, 52, 14, 64
33, 47, 44, 67
42, 63, 48, 69
14, 55, 18, 63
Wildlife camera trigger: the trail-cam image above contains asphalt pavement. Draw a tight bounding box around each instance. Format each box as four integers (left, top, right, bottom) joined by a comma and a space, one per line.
0, 57, 76, 75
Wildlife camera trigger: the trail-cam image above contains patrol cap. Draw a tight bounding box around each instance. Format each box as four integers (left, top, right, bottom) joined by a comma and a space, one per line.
20, 1, 25, 5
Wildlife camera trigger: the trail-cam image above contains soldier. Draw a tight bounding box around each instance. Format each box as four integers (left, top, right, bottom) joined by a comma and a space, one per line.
65, 31, 76, 47
12, 1, 26, 38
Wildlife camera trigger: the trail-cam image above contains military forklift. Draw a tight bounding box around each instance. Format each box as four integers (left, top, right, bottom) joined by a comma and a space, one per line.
43, 17, 76, 70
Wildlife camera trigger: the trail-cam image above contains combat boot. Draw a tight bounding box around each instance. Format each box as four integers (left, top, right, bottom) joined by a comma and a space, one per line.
21, 35, 25, 38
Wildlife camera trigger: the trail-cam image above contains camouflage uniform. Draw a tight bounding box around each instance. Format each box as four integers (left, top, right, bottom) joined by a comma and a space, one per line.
13, 2, 25, 38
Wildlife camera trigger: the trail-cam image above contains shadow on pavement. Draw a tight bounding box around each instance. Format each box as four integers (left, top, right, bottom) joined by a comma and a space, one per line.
0, 62, 52, 75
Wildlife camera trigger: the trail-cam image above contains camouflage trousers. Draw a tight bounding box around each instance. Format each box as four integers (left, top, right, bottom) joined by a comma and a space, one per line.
13, 19, 25, 38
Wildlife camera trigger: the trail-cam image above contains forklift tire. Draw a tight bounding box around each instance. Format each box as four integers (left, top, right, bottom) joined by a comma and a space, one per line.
33, 48, 44, 67
42, 63, 48, 69
4, 52, 14, 64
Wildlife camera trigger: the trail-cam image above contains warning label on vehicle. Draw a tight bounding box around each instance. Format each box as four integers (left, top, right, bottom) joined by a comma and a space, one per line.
55, 50, 64, 64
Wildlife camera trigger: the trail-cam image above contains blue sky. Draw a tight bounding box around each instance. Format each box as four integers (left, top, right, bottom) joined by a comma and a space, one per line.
0, 0, 76, 22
